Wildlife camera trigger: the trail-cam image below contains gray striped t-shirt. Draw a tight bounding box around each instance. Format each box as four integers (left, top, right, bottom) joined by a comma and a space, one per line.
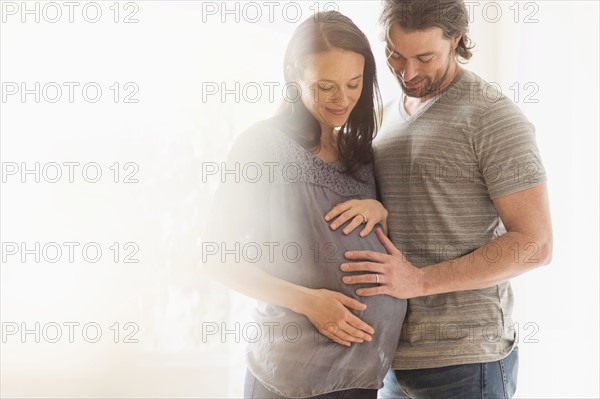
374, 69, 547, 370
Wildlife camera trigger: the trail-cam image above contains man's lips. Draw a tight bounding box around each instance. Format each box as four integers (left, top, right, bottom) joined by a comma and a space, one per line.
403, 79, 424, 89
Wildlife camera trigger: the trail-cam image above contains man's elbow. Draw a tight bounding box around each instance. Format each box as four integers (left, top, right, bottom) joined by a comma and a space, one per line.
535, 231, 553, 266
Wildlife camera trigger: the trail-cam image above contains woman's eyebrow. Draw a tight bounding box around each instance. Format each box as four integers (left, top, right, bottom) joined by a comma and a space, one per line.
319, 75, 363, 83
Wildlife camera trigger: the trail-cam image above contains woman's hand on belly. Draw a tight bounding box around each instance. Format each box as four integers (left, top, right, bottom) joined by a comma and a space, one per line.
295, 288, 375, 347
324, 199, 388, 237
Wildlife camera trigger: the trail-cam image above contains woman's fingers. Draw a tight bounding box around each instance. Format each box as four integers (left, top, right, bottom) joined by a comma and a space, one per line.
329, 210, 358, 231
334, 293, 375, 335
308, 289, 376, 346
336, 292, 367, 311
324, 201, 353, 224
342, 215, 366, 235
319, 327, 351, 347
344, 315, 374, 340
325, 200, 389, 238
328, 324, 365, 343
318, 319, 372, 345
359, 220, 377, 237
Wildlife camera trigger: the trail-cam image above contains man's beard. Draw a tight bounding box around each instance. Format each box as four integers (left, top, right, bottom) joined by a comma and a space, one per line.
400, 51, 453, 98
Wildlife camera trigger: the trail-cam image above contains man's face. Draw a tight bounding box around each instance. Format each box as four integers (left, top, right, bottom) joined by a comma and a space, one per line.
386, 24, 460, 98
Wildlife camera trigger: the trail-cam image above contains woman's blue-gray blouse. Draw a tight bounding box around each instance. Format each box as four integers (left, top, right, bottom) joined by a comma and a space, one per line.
208, 121, 406, 398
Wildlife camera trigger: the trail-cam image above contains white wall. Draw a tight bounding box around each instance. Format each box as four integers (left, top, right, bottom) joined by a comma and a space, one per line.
0, 1, 597, 398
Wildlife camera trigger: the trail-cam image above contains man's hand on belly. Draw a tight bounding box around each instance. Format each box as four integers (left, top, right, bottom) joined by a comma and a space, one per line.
340, 228, 425, 299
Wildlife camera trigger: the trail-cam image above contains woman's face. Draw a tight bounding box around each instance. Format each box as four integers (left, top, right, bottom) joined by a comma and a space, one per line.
296, 49, 365, 132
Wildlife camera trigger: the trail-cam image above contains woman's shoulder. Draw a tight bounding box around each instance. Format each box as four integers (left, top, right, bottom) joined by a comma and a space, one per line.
227, 118, 284, 163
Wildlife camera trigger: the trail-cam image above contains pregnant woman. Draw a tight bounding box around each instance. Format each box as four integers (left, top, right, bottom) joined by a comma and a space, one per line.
205, 11, 407, 399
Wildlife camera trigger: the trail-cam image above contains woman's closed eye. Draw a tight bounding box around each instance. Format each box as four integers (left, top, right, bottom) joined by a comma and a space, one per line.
317, 81, 360, 91
318, 84, 336, 91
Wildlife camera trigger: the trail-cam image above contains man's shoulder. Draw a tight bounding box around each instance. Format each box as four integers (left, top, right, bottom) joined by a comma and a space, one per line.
438, 69, 523, 121
453, 69, 516, 108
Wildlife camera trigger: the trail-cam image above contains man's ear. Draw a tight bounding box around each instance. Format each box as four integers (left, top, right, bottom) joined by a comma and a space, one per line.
452, 34, 463, 50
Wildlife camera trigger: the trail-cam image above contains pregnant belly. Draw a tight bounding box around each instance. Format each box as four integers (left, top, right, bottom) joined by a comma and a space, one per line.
264, 216, 399, 323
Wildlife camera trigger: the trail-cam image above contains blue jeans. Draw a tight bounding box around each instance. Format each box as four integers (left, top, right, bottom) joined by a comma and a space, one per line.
378, 347, 519, 399
244, 369, 378, 399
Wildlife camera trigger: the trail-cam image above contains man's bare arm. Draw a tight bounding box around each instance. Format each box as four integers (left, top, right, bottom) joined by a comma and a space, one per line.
341, 184, 553, 298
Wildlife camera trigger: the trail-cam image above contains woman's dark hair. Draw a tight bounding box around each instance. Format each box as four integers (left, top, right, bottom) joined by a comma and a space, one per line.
380, 0, 475, 63
273, 10, 382, 177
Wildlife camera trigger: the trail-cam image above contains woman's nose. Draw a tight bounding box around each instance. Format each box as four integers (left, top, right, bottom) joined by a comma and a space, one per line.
331, 87, 350, 106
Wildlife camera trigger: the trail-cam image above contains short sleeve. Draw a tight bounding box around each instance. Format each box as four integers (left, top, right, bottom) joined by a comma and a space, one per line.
202, 125, 274, 259
473, 96, 547, 199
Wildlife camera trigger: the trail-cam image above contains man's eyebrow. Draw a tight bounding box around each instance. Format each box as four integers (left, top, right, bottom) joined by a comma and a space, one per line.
388, 47, 435, 58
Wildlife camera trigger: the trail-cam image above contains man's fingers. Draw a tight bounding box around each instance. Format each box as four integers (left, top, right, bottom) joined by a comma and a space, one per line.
342, 272, 381, 285
343, 249, 387, 263
375, 227, 401, 255
340, 261, 384, 274
355, 285, 388, 297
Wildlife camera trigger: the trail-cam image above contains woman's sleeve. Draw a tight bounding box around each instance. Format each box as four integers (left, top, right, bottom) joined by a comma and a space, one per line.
201, 126, 274, 269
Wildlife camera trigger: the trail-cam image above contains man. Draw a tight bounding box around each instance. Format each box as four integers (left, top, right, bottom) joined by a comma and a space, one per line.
338, 1, 553, 397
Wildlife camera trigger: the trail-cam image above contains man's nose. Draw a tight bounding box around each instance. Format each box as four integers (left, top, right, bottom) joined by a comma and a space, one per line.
401, 59, 418, 82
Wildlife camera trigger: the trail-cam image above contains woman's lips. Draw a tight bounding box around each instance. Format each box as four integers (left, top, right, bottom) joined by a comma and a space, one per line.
326, 107, 348, 116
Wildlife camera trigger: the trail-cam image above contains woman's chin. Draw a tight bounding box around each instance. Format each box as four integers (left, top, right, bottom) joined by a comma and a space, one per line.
325, 118, 349, 129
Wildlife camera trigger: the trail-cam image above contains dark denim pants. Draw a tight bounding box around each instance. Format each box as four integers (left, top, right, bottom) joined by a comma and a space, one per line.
244, 369, 378, 399
378, 347, 519, 399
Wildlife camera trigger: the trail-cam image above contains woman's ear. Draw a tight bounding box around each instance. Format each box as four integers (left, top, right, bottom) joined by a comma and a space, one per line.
285, 65, 296, 82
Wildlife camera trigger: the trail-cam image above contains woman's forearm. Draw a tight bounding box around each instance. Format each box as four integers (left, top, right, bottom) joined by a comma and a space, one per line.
203, 260, 375, 345
204, 261, 311, 314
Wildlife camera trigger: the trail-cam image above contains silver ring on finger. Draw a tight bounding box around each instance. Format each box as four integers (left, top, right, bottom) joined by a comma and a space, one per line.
375, 273, 381, 284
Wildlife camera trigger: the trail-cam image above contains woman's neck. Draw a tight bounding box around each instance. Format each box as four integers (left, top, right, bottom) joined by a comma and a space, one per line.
313, 126, 339, 163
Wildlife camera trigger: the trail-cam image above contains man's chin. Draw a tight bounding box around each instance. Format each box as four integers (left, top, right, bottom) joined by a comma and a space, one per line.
402, 87, 427, 98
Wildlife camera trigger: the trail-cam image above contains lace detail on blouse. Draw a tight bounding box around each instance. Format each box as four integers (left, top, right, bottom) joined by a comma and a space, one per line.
272, 132, 376, 198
